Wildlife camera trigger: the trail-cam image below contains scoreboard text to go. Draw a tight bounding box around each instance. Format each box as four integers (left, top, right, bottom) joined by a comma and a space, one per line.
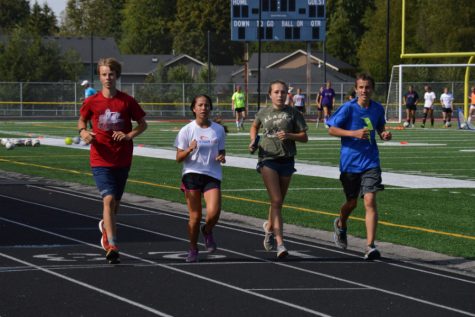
230, 0, 326, 42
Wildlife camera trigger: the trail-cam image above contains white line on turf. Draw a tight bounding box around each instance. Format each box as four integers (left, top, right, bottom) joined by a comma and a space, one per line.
38, 137, 475, 189
3, 134, 475, 189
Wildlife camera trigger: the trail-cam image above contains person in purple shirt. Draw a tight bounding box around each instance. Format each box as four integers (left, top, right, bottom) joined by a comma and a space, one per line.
321, 81, 335, 128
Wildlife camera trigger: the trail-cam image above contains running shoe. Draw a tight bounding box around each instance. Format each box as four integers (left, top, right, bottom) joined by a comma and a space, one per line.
105, 245, 120, 264
364, 245, 381, 261
201, 224, 217, 253
333, 218, 347, 249
276, 244, 288, 259
186, 249, 199, 263
262, 221, 275, 251
98, 220, 110, 251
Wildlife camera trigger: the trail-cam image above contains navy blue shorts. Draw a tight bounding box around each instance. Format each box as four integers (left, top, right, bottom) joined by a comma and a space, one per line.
181, 173, 221, 193
257, 157, 296, 177
340, 168, 384, 199
92, 167, 130, 200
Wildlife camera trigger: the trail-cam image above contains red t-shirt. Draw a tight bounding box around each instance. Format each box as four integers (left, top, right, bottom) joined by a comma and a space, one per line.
80, 90, 146, 168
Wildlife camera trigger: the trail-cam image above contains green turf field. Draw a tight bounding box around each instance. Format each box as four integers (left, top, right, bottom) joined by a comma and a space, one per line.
0, 119, 474, 259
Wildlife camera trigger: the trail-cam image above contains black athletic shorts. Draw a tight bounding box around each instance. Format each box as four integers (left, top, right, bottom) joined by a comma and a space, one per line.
181, 173, 221, 193
340, 168, 384, 199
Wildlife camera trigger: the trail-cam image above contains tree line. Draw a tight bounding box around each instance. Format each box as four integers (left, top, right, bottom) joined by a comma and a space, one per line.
1, 0, 475, 82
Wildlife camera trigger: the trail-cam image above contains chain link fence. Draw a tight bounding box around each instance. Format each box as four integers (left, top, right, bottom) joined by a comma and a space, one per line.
0, 81, 430, 119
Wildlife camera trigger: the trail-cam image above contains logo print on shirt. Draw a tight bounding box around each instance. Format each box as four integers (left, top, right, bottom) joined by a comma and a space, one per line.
98, 109, 124, 131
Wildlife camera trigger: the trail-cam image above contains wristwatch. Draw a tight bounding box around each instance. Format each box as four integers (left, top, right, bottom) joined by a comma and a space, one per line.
78, 128, 86, 134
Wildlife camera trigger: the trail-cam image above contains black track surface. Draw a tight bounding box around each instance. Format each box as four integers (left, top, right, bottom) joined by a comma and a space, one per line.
1, 175, 474, 317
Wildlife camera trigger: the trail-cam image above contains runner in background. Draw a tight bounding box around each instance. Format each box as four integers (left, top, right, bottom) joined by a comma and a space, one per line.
231, 85, 247, 132
292, 88, 306, 114
321, 81, 335, 128
439, 87, 454, 127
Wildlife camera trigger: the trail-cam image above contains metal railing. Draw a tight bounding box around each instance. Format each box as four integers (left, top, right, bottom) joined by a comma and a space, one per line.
0, 81, 391, 119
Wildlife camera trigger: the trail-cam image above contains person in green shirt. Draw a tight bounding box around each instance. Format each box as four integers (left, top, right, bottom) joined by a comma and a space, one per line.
249, 80, 308, 259
232, 85, 247, 131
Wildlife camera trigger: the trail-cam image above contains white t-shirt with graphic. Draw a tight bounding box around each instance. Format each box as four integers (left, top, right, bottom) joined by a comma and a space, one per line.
174, 121, 226, 180
424, 91, 436, 108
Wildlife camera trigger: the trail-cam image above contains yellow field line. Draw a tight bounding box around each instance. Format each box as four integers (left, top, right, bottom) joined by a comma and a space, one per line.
1, 157, 474, 241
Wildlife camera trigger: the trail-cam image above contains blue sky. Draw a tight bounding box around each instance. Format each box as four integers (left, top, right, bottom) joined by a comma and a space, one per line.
34, 0, 67, 18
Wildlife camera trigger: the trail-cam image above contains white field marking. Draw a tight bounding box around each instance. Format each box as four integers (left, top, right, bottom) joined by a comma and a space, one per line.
0, 252, 174, 317
0, 206, 330, 316
6, 135, 475, 188
460, 150, 475, 152
4, 190, 475, 313
378, 142, 447, 147
247, 287, 369, 291
221, 187, 410, 192
308, 137, 338, 141
29, 185, 475, 287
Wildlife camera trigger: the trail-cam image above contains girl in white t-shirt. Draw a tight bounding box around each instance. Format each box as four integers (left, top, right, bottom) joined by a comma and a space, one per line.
439, 87, 454, 127
174, 95, 226, 262
421, 85, 436, 128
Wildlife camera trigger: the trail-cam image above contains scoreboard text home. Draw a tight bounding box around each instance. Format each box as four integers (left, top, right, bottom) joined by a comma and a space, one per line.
231, 0, 326, 42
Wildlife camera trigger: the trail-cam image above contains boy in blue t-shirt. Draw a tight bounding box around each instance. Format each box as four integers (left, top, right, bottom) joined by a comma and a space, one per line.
327, 73, 392, 261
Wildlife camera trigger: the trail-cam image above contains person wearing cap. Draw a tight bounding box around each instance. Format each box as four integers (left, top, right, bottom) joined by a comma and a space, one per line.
81, 80, 97, 101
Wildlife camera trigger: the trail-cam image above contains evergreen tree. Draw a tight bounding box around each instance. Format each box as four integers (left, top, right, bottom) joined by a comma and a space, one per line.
357, 0, 401, 81
172, 0, 243, 65
0, 26, 82, 81
326, 0, 374, 67
120, 0, 175, 54
60, 0, 124, 39
0, 0, 30, 31
28, 2, 59, 36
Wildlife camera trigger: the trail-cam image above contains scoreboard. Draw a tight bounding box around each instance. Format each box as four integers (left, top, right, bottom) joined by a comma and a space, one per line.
231, 0, 326, 42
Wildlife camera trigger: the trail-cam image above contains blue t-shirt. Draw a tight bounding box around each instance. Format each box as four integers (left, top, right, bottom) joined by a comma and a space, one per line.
85, 87, 97, 98
327, 99, 386, 173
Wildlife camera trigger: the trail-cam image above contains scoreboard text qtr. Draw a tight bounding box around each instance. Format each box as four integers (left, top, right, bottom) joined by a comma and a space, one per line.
231, 0, 326, 42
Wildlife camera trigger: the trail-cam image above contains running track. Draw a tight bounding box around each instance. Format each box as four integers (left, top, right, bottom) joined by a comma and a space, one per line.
1, 174, 474, 317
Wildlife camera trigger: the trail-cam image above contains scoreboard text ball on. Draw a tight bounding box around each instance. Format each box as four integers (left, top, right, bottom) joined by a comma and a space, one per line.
231, 0, 326, 42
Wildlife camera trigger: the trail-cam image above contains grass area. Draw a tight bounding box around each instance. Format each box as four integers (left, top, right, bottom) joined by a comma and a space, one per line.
0, 119, 474, 259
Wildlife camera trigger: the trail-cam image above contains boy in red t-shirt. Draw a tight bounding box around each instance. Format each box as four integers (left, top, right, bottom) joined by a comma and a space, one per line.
78, 58, 147, 264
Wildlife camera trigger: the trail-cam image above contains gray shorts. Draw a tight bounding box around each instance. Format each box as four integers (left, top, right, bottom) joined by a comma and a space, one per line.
340, 168, 384, 199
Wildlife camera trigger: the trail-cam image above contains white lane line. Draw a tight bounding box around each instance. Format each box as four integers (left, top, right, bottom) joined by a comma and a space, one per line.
22, 187, 475, 286
0, 216, 331, 317
0, 251, 173, 317
248, 287, 369, 291
3, 192, 475, 316
25, 186, 475, 286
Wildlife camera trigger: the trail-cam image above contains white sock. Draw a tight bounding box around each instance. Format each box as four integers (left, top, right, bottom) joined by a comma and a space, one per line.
108, 236, 117, 246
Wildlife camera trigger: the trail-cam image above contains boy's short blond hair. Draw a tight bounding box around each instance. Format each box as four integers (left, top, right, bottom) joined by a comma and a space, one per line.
97, 57, 122, 78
